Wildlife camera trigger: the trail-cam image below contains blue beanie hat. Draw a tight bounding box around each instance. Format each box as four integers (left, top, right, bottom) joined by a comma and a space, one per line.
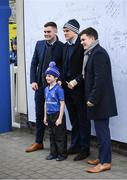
63, 19, 80, 34
45, 61, 60, 78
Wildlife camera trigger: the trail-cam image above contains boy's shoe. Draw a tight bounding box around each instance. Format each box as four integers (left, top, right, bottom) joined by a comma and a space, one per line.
25, 143, 44, 152
56, 155, 67, 161
45, 154, 57, 160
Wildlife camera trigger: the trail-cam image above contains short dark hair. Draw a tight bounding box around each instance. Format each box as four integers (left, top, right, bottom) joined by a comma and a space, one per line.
80, 27, 98, 40
44, 21, 57, 29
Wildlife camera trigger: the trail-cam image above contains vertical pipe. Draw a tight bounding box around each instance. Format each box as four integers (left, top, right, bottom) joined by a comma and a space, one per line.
0, 0, 12, 133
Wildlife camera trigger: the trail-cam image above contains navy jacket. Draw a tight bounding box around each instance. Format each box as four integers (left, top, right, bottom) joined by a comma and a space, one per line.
62, 37, 85, 103
30, 39, 63, 86
84, 44, 118, 119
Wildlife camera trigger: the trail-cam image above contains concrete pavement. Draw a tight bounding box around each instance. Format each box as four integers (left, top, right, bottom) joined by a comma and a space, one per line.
0, 127, 127, 179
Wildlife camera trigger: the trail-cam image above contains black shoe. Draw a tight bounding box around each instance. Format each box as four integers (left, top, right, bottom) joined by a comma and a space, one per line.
45, 154, 57, 160
56, 155, 67, 161
67, 147, 79, 155
73, 151, 90, 161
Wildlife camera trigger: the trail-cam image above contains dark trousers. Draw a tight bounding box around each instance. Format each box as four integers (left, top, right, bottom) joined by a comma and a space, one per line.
94, 118, 111, 164
65, 95, 91, 151
35, 86, 45, 144
47, 113, 67, 157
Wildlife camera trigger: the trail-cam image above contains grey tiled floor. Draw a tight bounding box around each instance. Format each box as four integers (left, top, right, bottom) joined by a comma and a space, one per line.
0, 128, 127, 179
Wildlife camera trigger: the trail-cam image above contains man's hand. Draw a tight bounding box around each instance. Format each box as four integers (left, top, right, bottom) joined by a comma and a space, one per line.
57, 80, 62, 86
67, 79, 78, 89
31, 82, 38, 91
87, 101, 94, 107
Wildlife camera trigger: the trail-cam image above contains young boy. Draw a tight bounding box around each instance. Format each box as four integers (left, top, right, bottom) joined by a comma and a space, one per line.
44, 61, 67, 161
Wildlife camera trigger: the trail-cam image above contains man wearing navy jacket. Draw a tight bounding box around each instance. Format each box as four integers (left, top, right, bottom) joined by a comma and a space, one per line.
80, 27, 117, 173
25, 22, 63, 152
62, 19, 91, 161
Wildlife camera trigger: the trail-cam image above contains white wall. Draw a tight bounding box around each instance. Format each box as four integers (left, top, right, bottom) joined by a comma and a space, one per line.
23, 0, 127, 143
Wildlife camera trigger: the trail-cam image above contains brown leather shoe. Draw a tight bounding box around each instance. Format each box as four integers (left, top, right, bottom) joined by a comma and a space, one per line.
25, 143, 44, 153
86, 163, 111, 173
87, 159, 100, 165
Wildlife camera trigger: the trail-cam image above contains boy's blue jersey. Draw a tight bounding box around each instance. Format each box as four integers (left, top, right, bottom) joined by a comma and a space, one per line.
45, 84, 64, 114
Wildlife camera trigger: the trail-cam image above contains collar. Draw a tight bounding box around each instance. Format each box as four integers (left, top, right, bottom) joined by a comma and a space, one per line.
67, 35, 78, 45
46, 36, 57, 46
49, 82, 57, 90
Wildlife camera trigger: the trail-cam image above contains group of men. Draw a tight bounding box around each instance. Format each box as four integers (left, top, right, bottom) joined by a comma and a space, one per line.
25, 19, 117, 173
